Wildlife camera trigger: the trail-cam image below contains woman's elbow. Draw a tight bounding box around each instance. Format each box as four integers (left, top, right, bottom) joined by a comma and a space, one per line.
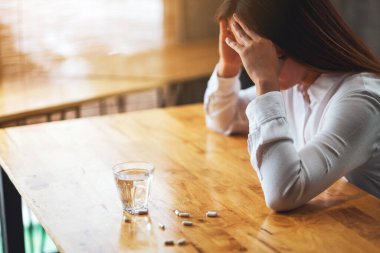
259, 163, 308, 212
265, 196, 296, 212
264, 190, 305, 212
205, 117, 234, 136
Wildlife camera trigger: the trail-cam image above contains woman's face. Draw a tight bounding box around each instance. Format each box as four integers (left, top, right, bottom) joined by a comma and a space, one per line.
277, 57, 309, 90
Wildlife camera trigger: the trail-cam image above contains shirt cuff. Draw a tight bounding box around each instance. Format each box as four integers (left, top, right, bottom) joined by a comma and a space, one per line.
246, 91, 286, 130
208, 64, 241, 95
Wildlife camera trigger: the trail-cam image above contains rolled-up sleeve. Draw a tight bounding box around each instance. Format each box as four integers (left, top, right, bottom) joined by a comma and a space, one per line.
246, 90, 380, 211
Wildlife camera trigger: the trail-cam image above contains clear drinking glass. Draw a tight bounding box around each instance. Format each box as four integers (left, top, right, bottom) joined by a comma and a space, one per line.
113, 162, 155, 214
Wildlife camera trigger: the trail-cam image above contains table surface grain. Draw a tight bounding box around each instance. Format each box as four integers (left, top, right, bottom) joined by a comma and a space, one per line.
0, 104, 379, 253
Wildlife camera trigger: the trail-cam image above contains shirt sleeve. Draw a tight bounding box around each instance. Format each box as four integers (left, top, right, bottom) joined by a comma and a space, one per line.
246, 90, 380, 211
204, 64, 256, 135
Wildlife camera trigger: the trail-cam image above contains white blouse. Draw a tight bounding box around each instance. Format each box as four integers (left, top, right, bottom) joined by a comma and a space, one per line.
204, 65, 380, 211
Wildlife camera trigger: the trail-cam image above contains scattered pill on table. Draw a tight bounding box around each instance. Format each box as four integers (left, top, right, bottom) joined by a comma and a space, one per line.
158, 223, 165, 230
206, 211, 218, 217
177, 238, 186, 245
137, 210, 148, 215
182, 221, 193, 226
174, 210, 180, 216
179, 212, 190, 217
164, 240, 175, 246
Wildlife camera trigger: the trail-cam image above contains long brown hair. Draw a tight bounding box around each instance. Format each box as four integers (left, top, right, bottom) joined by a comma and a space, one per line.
216, 0, 380, 75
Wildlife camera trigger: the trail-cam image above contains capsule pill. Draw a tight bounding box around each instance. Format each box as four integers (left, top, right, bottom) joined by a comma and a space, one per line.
137, 209, 148, 215
182, 221, 193, 226
164, 240, 175, 246
177, 238, 186, 245
179, 212, 190, 217
158, 223, 165, 230
207, 211, 218, 217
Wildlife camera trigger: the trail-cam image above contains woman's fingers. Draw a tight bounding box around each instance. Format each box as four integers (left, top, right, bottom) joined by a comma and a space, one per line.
233, 14, 259, 41
219, 19, 228, 36
225, 37, 243, 54
231, 21, 251, 46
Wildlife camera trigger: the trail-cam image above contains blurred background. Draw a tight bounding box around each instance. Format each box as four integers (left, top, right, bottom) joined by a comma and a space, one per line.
1, 0, 379, 80
0, 0, 221, 127
0, 0, 379, 122
332, 0, 380, 56
0, 0, 379, 252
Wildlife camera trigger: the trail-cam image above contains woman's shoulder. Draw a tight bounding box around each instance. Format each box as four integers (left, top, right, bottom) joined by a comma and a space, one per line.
321, 72, 380, 116
342, 72, 380, 93
332, 72, 380, 99
322, 72, 380, 127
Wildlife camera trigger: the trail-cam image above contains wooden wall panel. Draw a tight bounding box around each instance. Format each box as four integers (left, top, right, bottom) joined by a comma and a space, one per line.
163, 0, 220, 43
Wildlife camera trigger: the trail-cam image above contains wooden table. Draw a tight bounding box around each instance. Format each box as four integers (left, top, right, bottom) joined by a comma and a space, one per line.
0, 38, 218, 126
0, 77, 164, 126
79, 38, 218, 83
1, 104, 378, 253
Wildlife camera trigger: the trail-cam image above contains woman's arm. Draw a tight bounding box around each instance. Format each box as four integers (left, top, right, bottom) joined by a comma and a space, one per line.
225, 14, 380, 210
204, 65, 255, 135
204, 19, 256, 135
247, 89, 380, 211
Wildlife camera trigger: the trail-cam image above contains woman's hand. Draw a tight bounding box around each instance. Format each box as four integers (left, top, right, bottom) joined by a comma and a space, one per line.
226, 14, 280, 95
217, 19, 242, 78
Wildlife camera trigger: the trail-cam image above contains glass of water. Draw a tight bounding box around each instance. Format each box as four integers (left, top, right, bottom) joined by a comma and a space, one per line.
113, 162, 155, 215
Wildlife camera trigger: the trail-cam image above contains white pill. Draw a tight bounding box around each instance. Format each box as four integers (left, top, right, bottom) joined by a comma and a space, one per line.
137, 209, 148, 215
207, 211, 218, 217
179, 212, 190, 217
158, 223, 165, 230
182, 221, 193, 226
177, 238, 186, 245
174, 210, 180, 216
164, 240, 175, 246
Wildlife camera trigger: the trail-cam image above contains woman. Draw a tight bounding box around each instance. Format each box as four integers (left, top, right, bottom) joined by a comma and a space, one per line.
204, 0, 380, 211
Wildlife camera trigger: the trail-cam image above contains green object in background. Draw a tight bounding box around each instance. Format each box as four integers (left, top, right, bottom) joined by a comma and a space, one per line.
22, 201, 58, 253
24, 223, 57, 253
0, 202, 57, 253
